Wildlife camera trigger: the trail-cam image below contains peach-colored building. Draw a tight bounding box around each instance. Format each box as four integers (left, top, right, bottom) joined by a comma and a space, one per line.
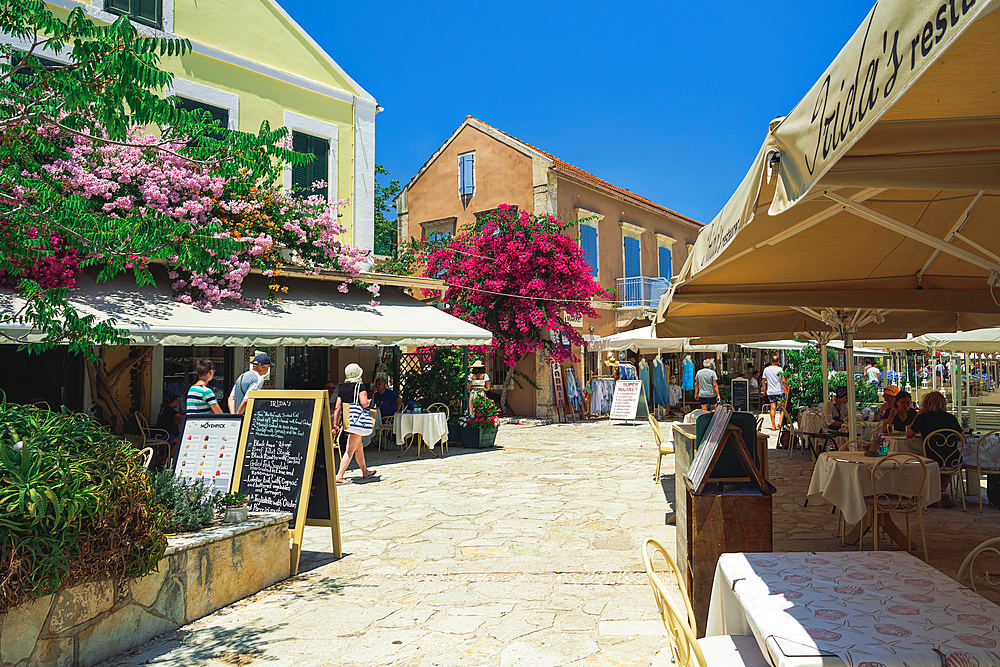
395, 117, 702, 417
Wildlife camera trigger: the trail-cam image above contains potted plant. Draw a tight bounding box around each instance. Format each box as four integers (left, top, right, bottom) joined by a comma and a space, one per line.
217, 492, 249, 523
458, 394, 500, 448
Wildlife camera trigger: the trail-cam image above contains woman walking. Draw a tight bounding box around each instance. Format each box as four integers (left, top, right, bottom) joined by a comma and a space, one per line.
334, 363, 376, 484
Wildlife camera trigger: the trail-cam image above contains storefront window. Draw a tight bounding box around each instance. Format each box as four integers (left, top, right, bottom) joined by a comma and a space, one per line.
285, 346, 328, 389
163, 347, 231, 407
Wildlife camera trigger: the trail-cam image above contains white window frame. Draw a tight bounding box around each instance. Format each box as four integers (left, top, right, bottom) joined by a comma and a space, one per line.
166, 79, 240, 130
458, 151, 475, 198
656, 233, 676, 280
576, 207, 603, 281
46, 0, 176, 36
283, 111, 339, 203
620, 221, 646, 277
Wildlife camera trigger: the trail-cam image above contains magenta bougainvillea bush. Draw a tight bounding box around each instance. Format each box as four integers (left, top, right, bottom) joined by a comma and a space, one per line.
426, 205, 610, 375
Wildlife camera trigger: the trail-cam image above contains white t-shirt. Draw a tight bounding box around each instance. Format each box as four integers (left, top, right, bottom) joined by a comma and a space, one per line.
762, 365, 783, 396
865, 366, 880, 382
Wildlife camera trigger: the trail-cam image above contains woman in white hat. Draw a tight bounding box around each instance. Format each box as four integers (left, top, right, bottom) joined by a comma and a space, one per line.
467, 360, 490, 415
334, 363, 376, 484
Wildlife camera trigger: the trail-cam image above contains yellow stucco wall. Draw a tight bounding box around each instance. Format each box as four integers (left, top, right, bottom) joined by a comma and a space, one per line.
172, 0, 359, 96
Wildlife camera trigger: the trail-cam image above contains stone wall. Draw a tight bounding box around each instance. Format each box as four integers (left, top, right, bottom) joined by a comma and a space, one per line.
0, 513, 292, 667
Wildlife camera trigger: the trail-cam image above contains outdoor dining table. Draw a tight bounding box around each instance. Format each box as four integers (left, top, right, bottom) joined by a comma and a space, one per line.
707, 551, 1000, 667
393, 411, 448, 458
806, 451, 940, 548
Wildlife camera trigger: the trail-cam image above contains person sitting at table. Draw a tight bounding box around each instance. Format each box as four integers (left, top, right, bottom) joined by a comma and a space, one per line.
877, 384, 899, 419
880, 390, 916, 433
371, 378, 402, 415
822, 386, 851, 432
749, 370, 759, 390
467, 360, 490, 414
906, 390, 961, 507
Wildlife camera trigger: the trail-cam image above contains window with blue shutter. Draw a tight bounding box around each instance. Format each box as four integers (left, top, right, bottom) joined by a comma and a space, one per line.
580, 225, 598, 277
292, 131, 329, 198
459, 152, 475, 197
658, 246, 672, 279
105, 0, 162, 27
624, 237, 641, 278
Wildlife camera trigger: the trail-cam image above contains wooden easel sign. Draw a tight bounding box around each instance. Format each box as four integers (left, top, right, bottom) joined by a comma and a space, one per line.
230, 390, 341, 575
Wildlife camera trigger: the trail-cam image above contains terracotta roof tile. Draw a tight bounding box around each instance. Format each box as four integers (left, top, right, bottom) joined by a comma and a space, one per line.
467, 116, 702, 227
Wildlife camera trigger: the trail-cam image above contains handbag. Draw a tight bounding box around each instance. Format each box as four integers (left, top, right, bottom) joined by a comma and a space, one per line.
347, 383, 374, 431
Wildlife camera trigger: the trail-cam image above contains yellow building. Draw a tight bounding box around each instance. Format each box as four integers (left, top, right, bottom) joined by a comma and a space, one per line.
4, 0, 378, 250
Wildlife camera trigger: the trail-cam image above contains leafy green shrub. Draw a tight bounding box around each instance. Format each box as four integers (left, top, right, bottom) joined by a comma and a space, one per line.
150, 470, 218, 533
401, 347, 466, 415
0, 401, 167, 614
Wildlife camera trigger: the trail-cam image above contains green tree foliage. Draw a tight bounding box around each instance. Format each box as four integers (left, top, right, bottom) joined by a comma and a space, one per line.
783, 343, 837, 408
373, 164, 401, 257
399, 347, 466, 416
0, 1, 309, 358
0, 400, 166, 613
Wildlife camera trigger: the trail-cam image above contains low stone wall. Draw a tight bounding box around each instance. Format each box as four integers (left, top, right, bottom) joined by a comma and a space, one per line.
0, 512, 292, 667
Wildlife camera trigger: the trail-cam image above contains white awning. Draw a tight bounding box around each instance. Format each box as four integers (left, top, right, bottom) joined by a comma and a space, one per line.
0, 268, 493, 347
589, 325, 727, 354
739, 339, 888, 357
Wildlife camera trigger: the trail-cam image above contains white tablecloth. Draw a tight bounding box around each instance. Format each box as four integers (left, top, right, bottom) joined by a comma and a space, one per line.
393, 412, 447, 449
886, 433, 923, 455
806, 451, 941, 525
707, 551, 1000, 667
797, 409, 878, 440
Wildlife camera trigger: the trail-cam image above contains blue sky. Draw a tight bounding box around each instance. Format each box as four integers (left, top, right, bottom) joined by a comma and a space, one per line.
282, 0, 877, 225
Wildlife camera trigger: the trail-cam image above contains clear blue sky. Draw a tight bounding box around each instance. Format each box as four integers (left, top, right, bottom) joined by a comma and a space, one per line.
282, 0, 877, 225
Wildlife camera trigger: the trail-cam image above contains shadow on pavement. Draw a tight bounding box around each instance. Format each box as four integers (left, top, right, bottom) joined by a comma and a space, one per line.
105, 623, 290, 666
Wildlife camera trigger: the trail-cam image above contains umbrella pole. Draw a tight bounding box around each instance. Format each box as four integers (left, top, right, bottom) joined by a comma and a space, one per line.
845, 331, 858, 443
821, 341, 829, 404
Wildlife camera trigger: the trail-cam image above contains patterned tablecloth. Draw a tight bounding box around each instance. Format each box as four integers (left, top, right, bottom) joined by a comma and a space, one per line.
805, 451, 940, 525
707, 551, 1000, 667
393, 412, 447, 449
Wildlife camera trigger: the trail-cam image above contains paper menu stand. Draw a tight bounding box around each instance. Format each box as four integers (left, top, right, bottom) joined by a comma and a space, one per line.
230, 390, 341, 575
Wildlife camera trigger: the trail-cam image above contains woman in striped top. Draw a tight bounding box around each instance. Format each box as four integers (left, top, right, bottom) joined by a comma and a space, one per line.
187, 359, 223, 415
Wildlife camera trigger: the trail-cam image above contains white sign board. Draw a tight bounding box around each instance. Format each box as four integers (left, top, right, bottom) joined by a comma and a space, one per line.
610, 380, 643, 421
175, 415, 244, 495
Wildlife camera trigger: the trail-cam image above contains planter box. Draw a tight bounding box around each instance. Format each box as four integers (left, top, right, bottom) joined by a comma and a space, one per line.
460, 426, 498, 448
0, 512, 292, 667
448, 422, 462, 444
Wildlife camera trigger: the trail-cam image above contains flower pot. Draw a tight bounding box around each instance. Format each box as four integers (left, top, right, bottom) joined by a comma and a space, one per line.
224, 506, 248, 523
460, 426, 498, 448
448, 422, 462, 444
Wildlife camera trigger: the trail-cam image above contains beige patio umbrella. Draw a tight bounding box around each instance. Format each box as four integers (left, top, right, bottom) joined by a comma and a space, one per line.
658, 0, 1000, 441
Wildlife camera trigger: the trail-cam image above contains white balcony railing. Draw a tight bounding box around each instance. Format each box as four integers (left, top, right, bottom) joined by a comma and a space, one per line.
615, 276, 671, 309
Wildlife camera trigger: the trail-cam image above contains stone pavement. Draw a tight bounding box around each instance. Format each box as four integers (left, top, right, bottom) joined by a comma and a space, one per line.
103, 421, 679, 667
102, 419, 1000, 667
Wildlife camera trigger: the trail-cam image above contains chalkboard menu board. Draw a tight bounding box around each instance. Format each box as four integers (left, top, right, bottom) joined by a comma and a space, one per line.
731, 378, 749, 412
231, 390, 340, 574
237, 397, 315, 526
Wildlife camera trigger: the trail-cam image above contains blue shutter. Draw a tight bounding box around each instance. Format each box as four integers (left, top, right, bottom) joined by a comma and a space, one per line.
460, 154, 474, 196
580, 225, 598, 277
658, 247, 672, 279
624, 237, 640, 278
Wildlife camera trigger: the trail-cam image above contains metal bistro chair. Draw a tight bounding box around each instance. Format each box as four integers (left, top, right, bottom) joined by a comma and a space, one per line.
641, 538, 769, 667
863, 452, 929, 561
923, 428, 968, 511
377, 414, 395, 452
427, 402, 450, 454
970, 430, 1000, 512
136, 446, 154, 469
955, 536, 1000, 595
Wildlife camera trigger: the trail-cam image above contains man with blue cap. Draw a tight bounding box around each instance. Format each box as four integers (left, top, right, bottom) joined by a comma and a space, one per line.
228, 353, 271, 414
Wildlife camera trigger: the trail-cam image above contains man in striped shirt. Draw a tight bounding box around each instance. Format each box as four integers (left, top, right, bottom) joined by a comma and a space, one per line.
187, 359, 223, 415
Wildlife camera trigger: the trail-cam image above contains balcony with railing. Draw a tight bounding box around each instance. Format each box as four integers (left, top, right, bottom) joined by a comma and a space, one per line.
615, 276, 671, 310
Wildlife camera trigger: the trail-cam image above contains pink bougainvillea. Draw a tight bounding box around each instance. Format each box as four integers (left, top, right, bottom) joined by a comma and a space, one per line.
426, 205, 611, 369
38, 127, 378, 310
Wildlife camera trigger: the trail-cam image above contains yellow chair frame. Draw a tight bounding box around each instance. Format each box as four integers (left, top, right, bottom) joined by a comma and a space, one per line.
864, 452, 929, 561
427, 403, 450, 454
649, 415, 674, 481
956, 536, 1000, 595
971, 430, 1000, 512
923, 428, 967, 511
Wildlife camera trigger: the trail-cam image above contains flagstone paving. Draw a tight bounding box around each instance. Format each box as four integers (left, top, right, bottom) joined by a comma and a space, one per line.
102, 419, 1000, 667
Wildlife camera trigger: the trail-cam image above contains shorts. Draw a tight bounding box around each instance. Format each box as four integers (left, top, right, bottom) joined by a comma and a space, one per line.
699, 395, 718, 408
765, 394, 783, 404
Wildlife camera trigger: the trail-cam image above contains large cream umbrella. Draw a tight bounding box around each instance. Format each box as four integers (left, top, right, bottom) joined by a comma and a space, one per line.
658, 0, 1000, 441
589, 325, 726, 354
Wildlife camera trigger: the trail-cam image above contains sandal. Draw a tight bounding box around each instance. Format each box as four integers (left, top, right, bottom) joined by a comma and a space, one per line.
362, 470, 377, 479
336, 478, 352, 485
